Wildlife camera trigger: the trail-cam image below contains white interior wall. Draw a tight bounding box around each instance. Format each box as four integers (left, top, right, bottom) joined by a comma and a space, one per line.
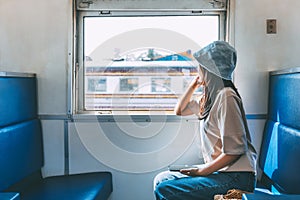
41, 120, 65, 177
1, 0, 300, 199
0, 0, 71, 178
69, 120, 203, 200
233, 0, 300, 169
0, 0, 71, 115
234, 0, 300, 114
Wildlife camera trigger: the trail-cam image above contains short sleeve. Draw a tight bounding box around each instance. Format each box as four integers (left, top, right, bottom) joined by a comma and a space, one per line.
218, 95, 248, 155
188, 100, 200, 116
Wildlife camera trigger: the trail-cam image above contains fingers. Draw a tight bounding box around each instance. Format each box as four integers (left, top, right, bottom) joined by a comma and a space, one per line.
193, 76, 200, 84
192, 76, 201, 87
194, 76, 205, 86
190, 76, 205, 90
179, 168, 189, 174
179, 168, 198, 176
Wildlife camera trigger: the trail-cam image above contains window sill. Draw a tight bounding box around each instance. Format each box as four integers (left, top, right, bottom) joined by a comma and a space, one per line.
72, 111, 199, 122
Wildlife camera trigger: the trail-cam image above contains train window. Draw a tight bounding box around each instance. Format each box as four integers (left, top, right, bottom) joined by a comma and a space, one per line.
75, 8, 227, 114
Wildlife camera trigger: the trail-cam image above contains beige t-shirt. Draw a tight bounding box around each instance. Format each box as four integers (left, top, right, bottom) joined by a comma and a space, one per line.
189, 87, 257, 172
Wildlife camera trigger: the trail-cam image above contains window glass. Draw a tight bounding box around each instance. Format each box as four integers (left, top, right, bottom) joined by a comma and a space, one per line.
82, 15, 219, 111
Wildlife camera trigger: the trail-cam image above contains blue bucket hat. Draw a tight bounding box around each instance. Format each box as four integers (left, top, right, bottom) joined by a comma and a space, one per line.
193, 41, 237, 80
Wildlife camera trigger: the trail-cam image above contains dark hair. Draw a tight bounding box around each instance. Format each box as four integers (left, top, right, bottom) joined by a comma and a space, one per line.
199, 67, 242, 120
222, 79, 241, 99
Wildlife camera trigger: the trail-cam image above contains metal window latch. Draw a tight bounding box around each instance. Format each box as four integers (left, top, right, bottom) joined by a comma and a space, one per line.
78, 1, 94, 9
99, 10, 111, 15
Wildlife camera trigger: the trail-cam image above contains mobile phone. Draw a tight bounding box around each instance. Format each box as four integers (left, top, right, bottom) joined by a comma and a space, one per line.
168, 165, 198, 172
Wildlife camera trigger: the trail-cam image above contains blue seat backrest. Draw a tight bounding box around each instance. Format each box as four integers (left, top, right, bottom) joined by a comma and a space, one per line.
0, 77, 37, 127
268, 73, 300, 129
0, 75, 43, 191
259, 71, 300, 194
0, 119, 43, 191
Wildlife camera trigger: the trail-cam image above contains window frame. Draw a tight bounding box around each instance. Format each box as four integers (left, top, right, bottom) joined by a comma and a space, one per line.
73, 10, 227, 115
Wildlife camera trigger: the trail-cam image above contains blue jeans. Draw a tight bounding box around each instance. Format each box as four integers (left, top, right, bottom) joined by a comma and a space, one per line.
153, 171, 256, 200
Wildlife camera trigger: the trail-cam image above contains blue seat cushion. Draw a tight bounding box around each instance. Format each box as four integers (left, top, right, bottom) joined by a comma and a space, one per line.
9, 172, 112, 200
0, 193, 20, 200
259, 120, 300, 194
243, 193, 300, 200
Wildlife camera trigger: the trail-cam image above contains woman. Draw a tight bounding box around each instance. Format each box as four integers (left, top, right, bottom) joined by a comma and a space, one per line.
153, 41, 257, 200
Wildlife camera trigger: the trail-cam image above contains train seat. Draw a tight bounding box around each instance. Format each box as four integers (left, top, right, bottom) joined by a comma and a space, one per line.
243, 68, 300, 199
0, 73, 112, 200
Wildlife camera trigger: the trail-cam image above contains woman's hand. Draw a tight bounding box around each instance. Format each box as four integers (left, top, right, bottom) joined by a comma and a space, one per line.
180, 167, 209, 177
180, 167, 210, 177
174, 75, 204, 116
180, 154, 241, 177
190, 75, 204, 90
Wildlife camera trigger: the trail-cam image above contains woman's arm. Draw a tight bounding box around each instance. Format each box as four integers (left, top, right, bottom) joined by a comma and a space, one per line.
180, 153, 241, 176
174, 76, 202, 116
